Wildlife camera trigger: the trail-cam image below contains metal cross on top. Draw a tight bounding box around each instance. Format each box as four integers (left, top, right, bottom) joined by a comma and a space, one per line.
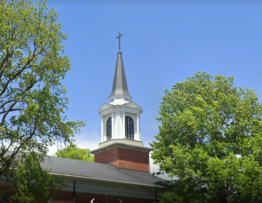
116, 31, 123, 51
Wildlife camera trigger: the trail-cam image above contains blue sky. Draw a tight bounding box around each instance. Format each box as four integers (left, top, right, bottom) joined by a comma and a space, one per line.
40, 0, 262, 173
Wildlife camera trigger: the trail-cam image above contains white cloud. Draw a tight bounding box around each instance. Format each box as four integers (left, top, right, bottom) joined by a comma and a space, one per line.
150, 153, 171, 180
74, 139, 99, 151
47, 144, 58, 156
47, 131, 100, 156
74, 131, 100, 150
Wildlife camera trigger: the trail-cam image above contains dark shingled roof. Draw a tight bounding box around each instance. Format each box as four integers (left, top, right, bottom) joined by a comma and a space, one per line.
41, 156, 173, 189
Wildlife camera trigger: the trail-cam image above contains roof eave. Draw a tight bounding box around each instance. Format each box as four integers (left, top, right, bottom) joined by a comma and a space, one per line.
50, 172, 173, 191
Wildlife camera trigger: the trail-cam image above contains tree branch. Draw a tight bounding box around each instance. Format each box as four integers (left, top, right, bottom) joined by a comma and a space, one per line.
0, 101, 17, 125
0, 108, 22, 114
0, 43, 43, 97
0, 99, 15, 109
0, 113, 39, 176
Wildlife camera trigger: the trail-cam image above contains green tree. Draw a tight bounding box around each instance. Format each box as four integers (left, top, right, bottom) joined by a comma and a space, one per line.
56, 144, 94, 162
151, 72, 262, 203
0, 0, 85, 201
0, 152, 65, 203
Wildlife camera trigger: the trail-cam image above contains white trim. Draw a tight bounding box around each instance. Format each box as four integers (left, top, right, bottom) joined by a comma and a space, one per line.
111, 113, 114, 139
50, 172, 167, 190
137, 114, 140, 140
101, 117, 103, 142
122, 111, 125, 139
99, 100, 142, 143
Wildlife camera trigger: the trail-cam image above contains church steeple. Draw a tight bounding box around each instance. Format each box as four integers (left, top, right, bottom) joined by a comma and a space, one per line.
108, 51, 132, 103
94, 33, 150, 172
109, 32, 132, 104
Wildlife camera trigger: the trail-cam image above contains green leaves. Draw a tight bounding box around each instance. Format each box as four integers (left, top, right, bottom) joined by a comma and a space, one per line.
0, 152, 65, 203
55, 144, 94, 162
151, 72, 262, 202
0, 0, 85, 201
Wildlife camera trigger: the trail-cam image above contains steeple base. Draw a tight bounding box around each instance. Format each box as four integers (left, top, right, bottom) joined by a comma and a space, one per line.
99, 139, 144, 148
91, 142, 151, 172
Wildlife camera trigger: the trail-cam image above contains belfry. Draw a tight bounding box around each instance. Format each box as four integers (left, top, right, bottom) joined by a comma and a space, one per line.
91, 32, 151, 172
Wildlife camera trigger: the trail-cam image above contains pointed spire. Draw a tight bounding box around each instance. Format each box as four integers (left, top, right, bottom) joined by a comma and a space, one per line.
109, 51, 132, 102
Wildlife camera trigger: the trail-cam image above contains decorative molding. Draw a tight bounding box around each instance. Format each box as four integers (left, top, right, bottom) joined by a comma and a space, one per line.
99, 138, 144, 148
91, 141, 151, 154
50, 172, 170, 192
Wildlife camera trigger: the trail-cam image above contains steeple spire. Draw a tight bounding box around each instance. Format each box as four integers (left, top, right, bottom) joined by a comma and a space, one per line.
108, 32, 132, 104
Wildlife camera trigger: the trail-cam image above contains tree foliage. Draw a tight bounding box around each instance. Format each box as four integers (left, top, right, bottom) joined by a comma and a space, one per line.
0, 0, 85, 201
56, 144, 94, 162
151, 72, 262, 203
0, 152, 65, 203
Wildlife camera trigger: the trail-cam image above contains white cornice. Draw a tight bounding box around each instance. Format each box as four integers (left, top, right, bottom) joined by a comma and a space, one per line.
98, 139, 144, 148
99, 102, 142, 116
50, 172, 170, 191
91, 142, 151, 154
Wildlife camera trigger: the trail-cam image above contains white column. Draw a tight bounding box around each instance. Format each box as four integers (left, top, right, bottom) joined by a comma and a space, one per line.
137, 114, 141, 141
111, 112, 114, 139
115, 108, 120, 139
101, 116, 104, 142
122, 111, 125, 139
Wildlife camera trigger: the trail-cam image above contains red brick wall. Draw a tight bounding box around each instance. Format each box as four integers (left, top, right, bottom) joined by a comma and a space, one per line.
54, 190, 155, 203
95, 147, 118, 166
95, 147, 150, 172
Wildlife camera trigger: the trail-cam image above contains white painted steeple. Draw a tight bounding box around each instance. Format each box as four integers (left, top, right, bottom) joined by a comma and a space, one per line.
98, 32, 143, 147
